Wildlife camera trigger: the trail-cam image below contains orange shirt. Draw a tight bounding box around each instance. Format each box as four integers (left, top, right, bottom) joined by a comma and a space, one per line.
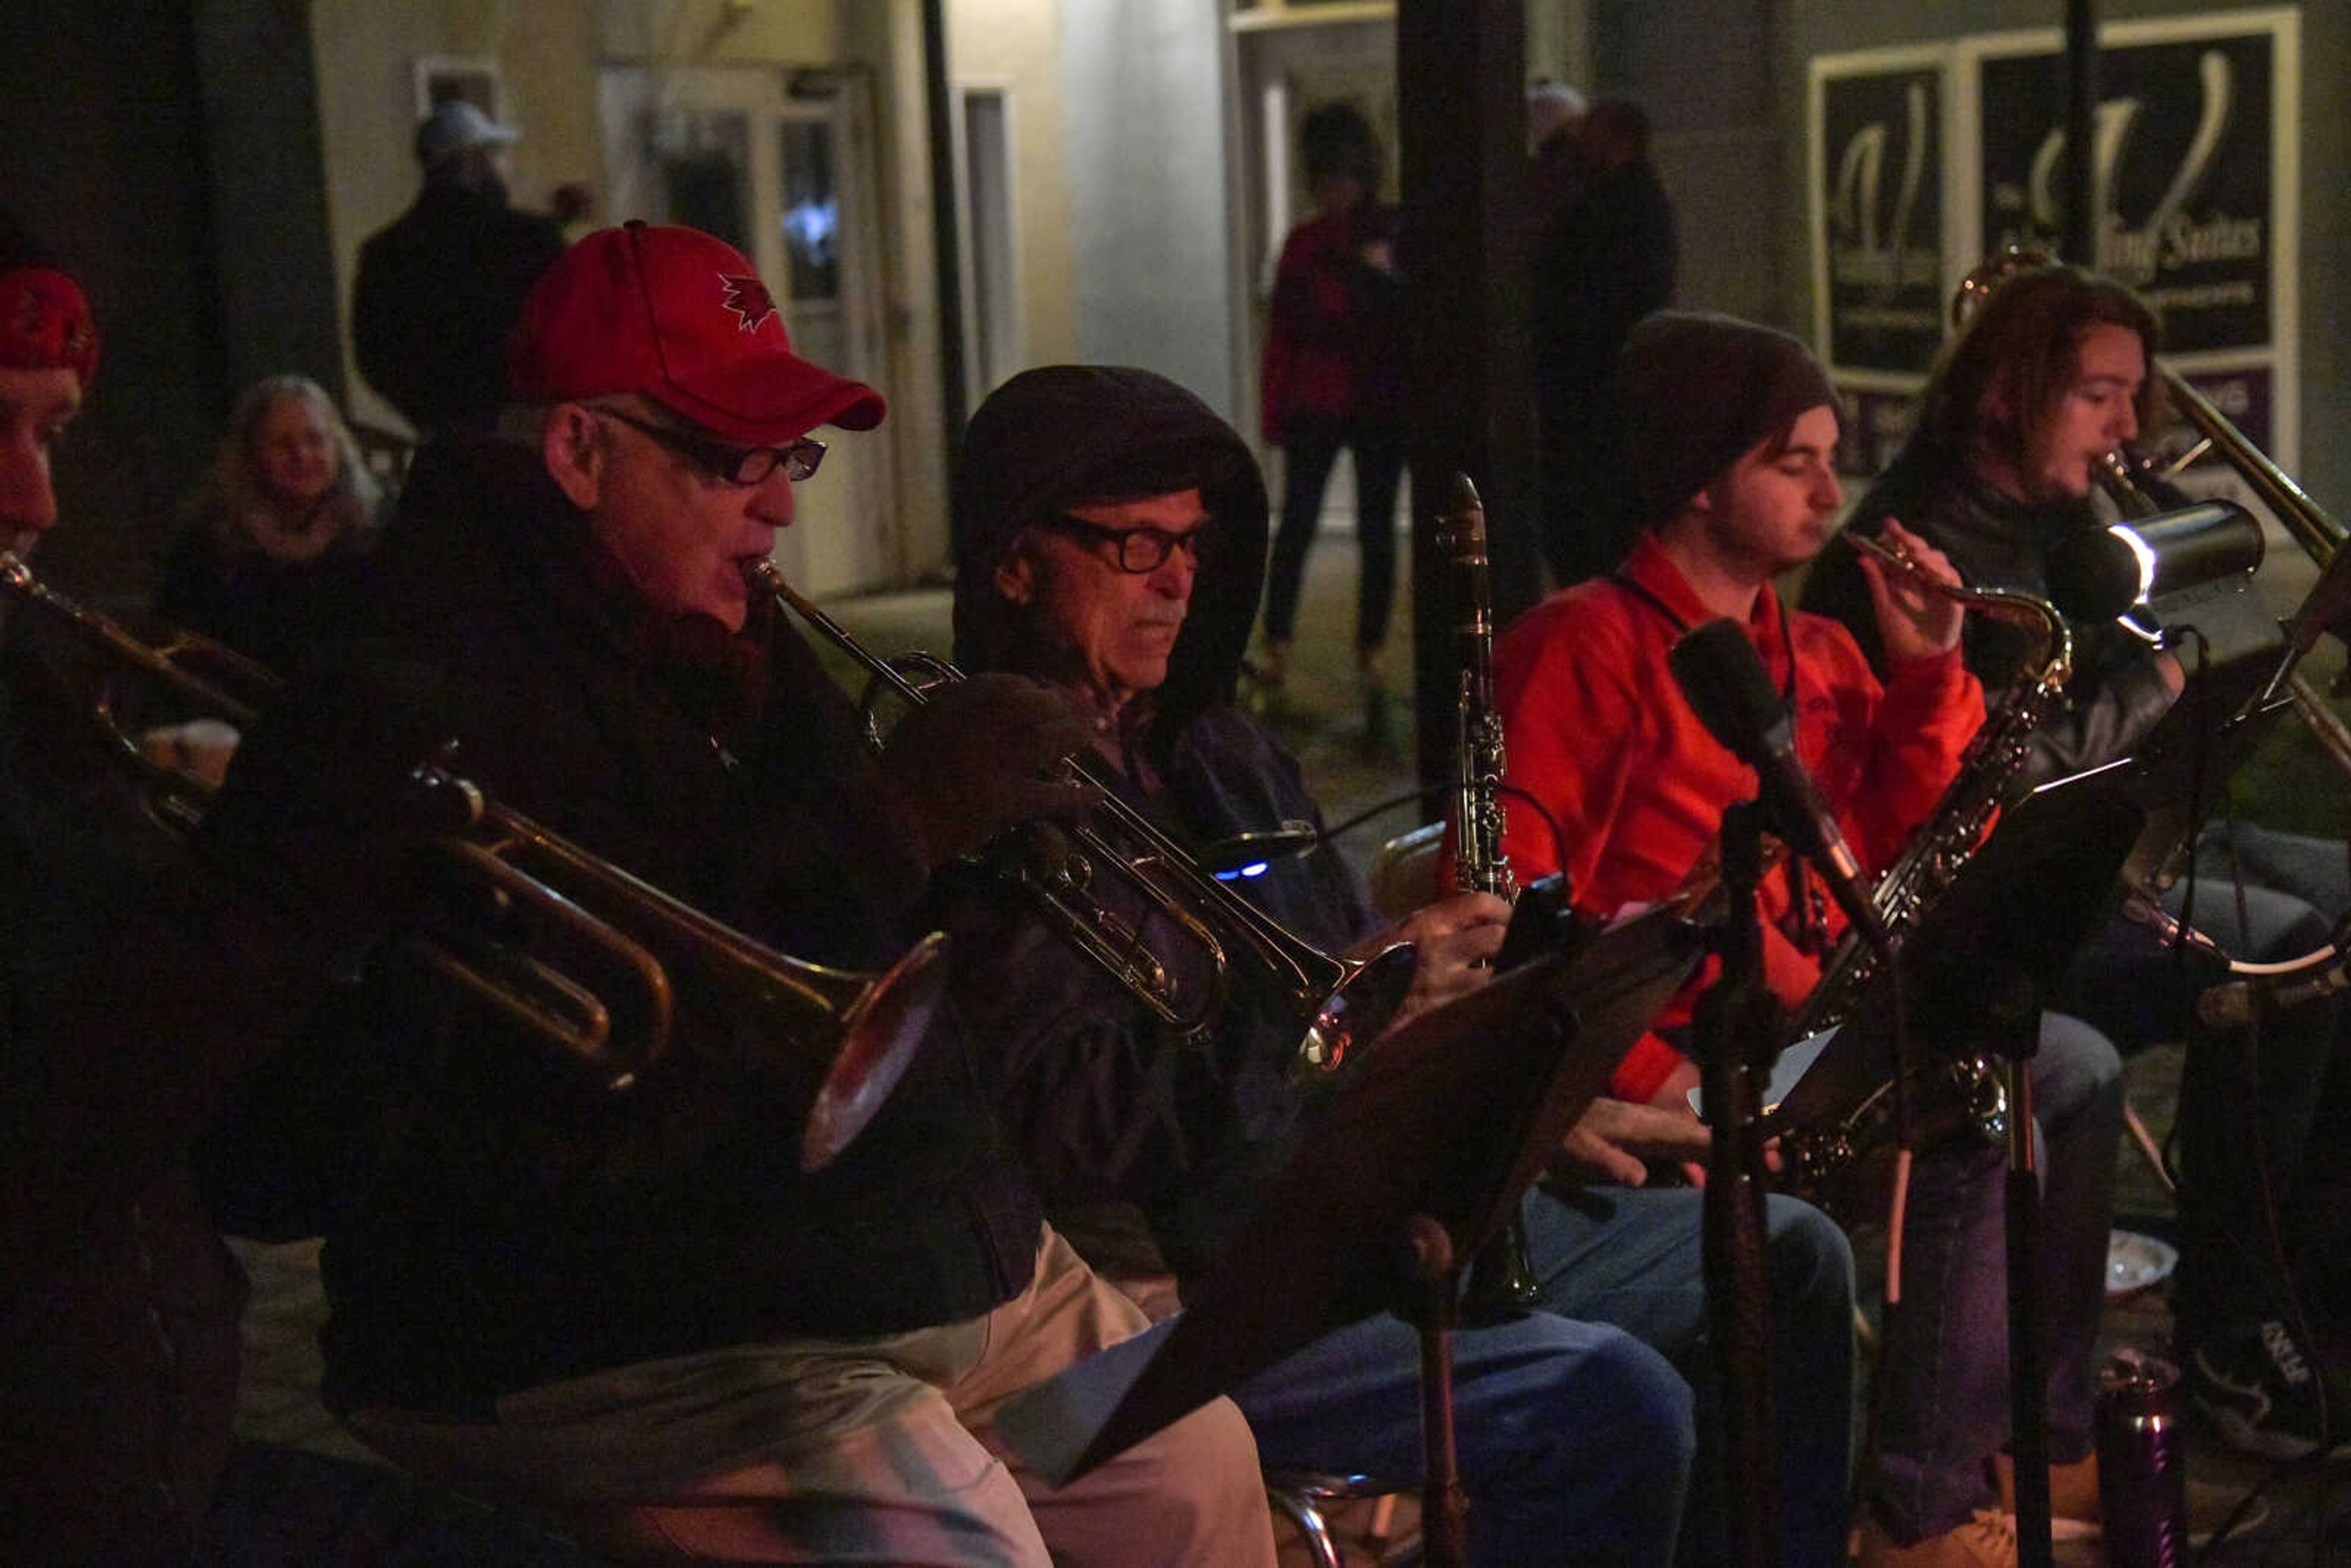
1494, 535, 1984, 1101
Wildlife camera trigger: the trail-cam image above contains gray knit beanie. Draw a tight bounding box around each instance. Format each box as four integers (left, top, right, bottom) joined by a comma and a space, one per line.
1618, 311, 1837, 527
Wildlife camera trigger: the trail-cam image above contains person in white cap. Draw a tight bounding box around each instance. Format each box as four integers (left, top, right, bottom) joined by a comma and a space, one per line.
352, 97, 568, 440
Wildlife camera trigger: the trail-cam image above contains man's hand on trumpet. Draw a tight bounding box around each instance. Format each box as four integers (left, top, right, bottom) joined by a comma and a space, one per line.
873, 672, 1097, 870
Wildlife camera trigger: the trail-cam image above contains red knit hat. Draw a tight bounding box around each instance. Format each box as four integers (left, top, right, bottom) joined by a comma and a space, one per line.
0, 266, 100, 386
508, 221, 883, 442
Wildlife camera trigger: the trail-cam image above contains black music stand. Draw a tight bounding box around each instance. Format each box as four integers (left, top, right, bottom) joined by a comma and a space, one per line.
1765, 780, 2145, 1568
995, 901, 1702, 1566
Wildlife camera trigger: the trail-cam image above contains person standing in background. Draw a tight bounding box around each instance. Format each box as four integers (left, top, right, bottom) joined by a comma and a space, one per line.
1531, 96, 1678, 590
1526, 80, 1588, 245
353, 99, 568, 441
1255, 102, 1408, 757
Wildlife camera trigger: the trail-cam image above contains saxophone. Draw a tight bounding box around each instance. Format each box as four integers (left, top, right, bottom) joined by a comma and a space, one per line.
1767, 530, 2075, 1223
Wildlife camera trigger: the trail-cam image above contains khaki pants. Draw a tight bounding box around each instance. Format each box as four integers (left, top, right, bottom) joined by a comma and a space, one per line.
350, 1227, 1274, 1566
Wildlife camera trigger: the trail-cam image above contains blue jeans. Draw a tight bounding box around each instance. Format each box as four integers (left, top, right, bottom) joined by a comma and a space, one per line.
1262, 417, 1407, 654
2059, 819, 2349, 1340
1526, 1185, 1857, 1567
1236, 1300, 1690, 1566
1867, 1011, 2123, 1543
1235, 1185, 1855, 1566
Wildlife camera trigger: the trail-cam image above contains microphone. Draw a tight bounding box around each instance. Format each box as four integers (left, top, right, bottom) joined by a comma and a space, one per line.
1668, 618, 1891, 955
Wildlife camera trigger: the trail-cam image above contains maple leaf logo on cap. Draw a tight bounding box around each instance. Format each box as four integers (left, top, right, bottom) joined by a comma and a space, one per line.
718, 274, 779, 334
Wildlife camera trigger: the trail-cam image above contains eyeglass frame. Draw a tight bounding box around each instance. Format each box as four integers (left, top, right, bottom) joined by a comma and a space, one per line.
1035, 512, 1213, 574
591, 403, 827, 486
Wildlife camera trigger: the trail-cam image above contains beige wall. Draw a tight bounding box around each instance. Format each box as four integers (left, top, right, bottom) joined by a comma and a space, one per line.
306, 0, 955, 576
309, 1, 855, 437
945, 0, 1077, 375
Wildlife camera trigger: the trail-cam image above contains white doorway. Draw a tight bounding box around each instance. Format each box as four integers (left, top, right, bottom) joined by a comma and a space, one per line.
598, 64, 898, 596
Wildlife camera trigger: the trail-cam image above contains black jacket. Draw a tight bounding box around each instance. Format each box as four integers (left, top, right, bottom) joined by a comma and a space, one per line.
1530, 160, 1678, 422
198, 441, 1041, 1416
1801, 446, 2179, 786
352, 184, 566, 436
1, 619, 250, 1561
948, 367, 1379, 1277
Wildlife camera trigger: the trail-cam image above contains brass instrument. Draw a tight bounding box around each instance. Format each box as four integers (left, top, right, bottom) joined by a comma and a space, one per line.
1957, 247, 2351, 963
749, 558, 1420, 1073
1765, 531, 2073, 1218
2, 547, 277, 828
402, 762, 950, 1169
0, 548, 942, 1170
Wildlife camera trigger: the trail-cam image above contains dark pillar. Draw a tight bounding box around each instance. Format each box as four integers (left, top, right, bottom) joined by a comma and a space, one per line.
193, 0, 345, 408
2061, 0, 2099, 268
1395, 0, 1541, 800
921, 0, 970, 557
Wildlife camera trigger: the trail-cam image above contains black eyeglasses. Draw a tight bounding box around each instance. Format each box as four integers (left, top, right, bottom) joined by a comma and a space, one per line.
1039, 514, 1213, 574
594, 405, 826, 485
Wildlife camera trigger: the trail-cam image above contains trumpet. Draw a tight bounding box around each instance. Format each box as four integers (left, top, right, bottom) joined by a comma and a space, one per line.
400, 760, 950, 1169
2, 547, 277, 828
747, 558, 1420, 1073
0, 548, 943, 1170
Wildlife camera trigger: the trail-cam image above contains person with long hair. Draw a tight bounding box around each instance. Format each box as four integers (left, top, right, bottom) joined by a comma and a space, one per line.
1804, 261, 2351, 1465
159, 373, 384, 668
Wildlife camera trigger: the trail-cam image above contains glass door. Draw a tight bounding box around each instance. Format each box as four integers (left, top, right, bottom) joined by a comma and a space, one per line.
598, 65, 895, 596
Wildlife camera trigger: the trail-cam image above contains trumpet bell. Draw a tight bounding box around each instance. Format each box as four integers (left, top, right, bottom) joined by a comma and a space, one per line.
801, 929, 951, 1172
1295, 940, 1419, 1076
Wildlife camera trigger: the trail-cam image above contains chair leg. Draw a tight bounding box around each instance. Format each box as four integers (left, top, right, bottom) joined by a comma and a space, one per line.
1264, 1481, 1346, 1568
2123, 1096, 2176, 1193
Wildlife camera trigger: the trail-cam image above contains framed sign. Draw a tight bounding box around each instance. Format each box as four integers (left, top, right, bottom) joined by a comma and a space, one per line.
413, 56, 504, 124
1971, 17, 2290, 357
1808, 9, 2298, 467
1809, 45, 1949, 383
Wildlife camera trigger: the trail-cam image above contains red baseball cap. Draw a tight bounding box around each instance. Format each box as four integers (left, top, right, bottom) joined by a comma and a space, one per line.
508, 221, 883, 442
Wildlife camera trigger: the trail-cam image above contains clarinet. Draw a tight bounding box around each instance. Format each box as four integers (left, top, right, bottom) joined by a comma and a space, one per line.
1439, 475, 1542, 1319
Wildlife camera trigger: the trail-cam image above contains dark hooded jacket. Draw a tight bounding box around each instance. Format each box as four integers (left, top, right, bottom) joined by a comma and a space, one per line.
949, 366, 1382, 1278
197, 439, 1041, 1418
1, 619, 257, 1561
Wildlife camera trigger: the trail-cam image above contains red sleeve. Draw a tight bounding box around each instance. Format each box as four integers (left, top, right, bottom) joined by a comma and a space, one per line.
1848, 643, 1982, 869
1494, 596, 1690, 1100
1259, 228, 1311, 446
1494, 598, 1643, 890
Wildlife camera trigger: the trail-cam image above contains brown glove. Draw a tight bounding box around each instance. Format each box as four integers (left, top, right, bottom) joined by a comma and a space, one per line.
874, 672, 1097, 869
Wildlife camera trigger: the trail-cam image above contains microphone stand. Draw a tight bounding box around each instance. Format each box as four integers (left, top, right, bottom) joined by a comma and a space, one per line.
1690, 800, 1782, 1567
1987, 968, 2055, 1568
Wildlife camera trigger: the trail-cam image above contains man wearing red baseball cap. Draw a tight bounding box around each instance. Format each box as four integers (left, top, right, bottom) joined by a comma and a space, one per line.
197, 222, 1277, 1564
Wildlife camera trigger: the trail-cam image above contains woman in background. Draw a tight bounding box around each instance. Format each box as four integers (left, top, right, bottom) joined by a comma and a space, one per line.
160, 373, 384, 670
